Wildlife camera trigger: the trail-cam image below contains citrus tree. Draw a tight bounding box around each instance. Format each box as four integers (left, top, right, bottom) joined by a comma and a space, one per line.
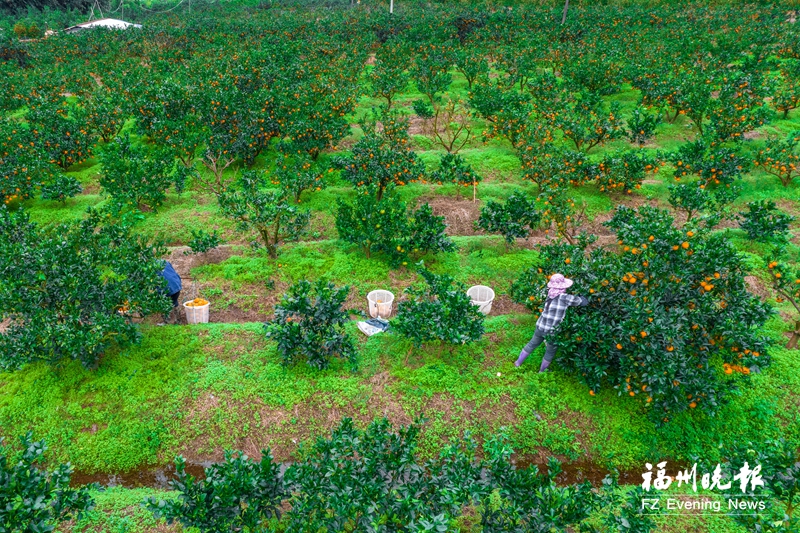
626, 105, 662, 146
475, 191, 541, 245
753, 132, 800, 187
369, 42, 412, 110
430, 152, 482, 199
764, 256, 800, 349
667, 136, 750, 187
145, 452, 285, 533
218, 171, 310, 258
335, 187, 455, 265
28, 97, 96, 170
0, 116, 71, 202
265, 280, 357, 371
739, 200, 795, 243
0, 433, 95, 533
334, 111, 425, 201
0, 207, 172, 370
511, 205, 772, 420
98, 135, 184, 212
549, 90, 625, 152
394, 267, 484, 347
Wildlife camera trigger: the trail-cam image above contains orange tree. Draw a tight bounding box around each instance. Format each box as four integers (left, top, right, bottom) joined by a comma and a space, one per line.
133, 79, 204, 169
765, 255, 800, 349
708, 70, 771, 142
596, 150, 661, 194
335, 185, 454, 266
0, 116, 69, 202
753, 132, 800, 188
518, 142, 596, 190
469, 80, 534, 149
0, 207, 172, 370
333, 110, 425, 202
548, 90, 624, 153
98, 135, 184, 213
511, 205, 772, 420
666, 136, 750, 187
369, 42, 412, 110
28, 97, 96, 171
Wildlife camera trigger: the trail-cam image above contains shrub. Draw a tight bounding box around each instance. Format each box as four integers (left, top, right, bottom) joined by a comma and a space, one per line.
0, 433, 94, 532
430, 153, 482, 198
511, 206, 772, 420
725, 439, 800, 531
0, 208, 172, 370
753, 132, 800, 187
265, 280, 358, 370
284, 417, 483, 531
394, 267, 485, 347
99, 135, 184, 212
411, 98, 434, 119
39, 173, 82, 203
153, 418, 658, 532
480, 434, 601, 531
145, 452, 285, 533
475, 191, 541, 244
739, 200, 795, 242
626, 105, 662, 146
185, 229, 224, 255
219, 171, 310, 258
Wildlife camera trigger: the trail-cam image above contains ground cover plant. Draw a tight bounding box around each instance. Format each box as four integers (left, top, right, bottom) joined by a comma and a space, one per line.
0, 1, 800, 530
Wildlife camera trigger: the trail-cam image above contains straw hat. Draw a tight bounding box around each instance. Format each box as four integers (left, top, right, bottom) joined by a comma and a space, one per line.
547, 273, 574, 289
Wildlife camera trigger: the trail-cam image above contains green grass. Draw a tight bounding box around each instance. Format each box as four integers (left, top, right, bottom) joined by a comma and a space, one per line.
2, 44, 800, 533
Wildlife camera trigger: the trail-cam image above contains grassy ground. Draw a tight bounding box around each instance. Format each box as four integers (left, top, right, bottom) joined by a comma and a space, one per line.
3, 68, 800, 531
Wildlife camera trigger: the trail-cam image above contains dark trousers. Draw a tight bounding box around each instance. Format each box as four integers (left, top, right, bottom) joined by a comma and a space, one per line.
170, 292, 180, 307
517, 327, 558, 366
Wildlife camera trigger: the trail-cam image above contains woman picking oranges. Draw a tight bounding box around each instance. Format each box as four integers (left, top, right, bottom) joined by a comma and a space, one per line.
515, 273, 588, 372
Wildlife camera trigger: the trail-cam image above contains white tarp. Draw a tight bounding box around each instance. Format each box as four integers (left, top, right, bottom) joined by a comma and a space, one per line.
64, 18, 142, 33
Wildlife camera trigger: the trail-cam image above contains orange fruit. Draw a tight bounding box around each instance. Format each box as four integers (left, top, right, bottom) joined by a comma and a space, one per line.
689, 402, 697, 409
589, 390, 595, 396
681, 242, 689, 249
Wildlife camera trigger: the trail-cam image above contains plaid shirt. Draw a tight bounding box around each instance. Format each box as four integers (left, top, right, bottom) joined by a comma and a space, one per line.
536, 293, 588, 333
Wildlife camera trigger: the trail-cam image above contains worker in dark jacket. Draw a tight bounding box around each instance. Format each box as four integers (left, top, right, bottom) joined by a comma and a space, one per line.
515, 273, 588, 372
158, 261, 182, 309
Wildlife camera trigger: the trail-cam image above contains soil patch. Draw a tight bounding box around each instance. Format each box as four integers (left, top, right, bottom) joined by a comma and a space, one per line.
744, 275, 771, 301
407, 116, 426, 136
419, 195, 482, 236
165, 245, 235, 278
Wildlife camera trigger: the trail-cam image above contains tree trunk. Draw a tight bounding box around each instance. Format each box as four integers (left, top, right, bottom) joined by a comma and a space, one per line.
561, 0, 569, 24
788, 322, 800, 350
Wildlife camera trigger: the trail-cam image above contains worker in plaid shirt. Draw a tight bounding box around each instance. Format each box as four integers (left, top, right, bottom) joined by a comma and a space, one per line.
515, 273, 588, 372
